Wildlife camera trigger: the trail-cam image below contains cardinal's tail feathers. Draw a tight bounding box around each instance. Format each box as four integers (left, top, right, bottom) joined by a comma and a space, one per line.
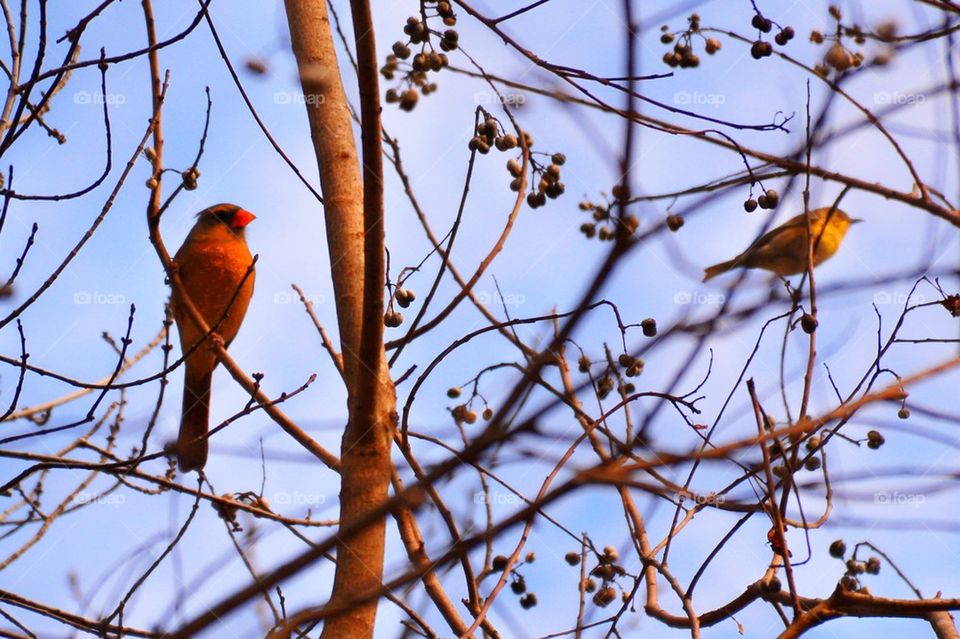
178, 365, 213, 472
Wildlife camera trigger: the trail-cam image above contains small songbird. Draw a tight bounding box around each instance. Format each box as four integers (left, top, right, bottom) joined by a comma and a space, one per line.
702, 207, 860, 282
172, 204, 256, 472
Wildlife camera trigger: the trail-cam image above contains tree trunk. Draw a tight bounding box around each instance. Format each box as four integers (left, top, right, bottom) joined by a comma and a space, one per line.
283, 2, 395, 638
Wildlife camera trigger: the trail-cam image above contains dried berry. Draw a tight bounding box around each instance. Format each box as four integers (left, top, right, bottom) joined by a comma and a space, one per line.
593, 586, 617, 607
384, 310, 404, 327
774, 27, 795, 46
825, 43, 853, 71
751, 14, 773, 33
625, 360, 644, 377
399, 89, 419, 111
829, 539, 846, 558
592, 564, 614, 580
245, 57, 268, 75
641, 318, 657, 337
846, 559, 866, 574
181, 167, 200, 191
392, 41, 411, 59
396, 288, 416, 308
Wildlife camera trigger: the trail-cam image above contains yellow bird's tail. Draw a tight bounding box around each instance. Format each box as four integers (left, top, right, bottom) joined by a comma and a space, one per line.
703, 259, 736, 282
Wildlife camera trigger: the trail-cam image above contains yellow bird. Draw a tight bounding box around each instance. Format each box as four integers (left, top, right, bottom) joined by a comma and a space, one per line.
702, 207, 860, 282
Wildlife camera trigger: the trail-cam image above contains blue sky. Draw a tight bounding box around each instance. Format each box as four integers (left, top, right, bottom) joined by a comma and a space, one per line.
1, 1, 958, 637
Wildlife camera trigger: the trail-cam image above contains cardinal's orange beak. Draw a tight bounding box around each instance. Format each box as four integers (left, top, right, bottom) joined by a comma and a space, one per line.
232, 209, 256, 229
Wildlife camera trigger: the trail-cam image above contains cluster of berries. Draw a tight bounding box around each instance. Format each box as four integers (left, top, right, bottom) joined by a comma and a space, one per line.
491, 553, 538, 609
577, 191, 640, 241
384, 287, 416, 327
829, 538, 882, 593
748, 13, 795, 59
381, 4, 460, 112
447, 386, 493, 425
564, 546, 627, 608
743, 188, 779, 212
660, 14, 722, 69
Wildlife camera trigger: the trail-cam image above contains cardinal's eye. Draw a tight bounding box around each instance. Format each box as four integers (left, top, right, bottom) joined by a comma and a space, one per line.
209, 210, 236, 224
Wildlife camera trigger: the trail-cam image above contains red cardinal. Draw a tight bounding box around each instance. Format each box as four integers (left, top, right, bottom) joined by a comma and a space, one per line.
172, 204, 256, 472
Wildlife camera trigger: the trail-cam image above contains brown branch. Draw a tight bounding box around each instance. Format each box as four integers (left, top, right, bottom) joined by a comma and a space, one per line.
284, 1, 396, 637
0, 590, 158, 638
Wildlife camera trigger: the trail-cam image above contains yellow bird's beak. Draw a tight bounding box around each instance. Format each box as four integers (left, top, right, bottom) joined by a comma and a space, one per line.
849, 218, 863, 224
